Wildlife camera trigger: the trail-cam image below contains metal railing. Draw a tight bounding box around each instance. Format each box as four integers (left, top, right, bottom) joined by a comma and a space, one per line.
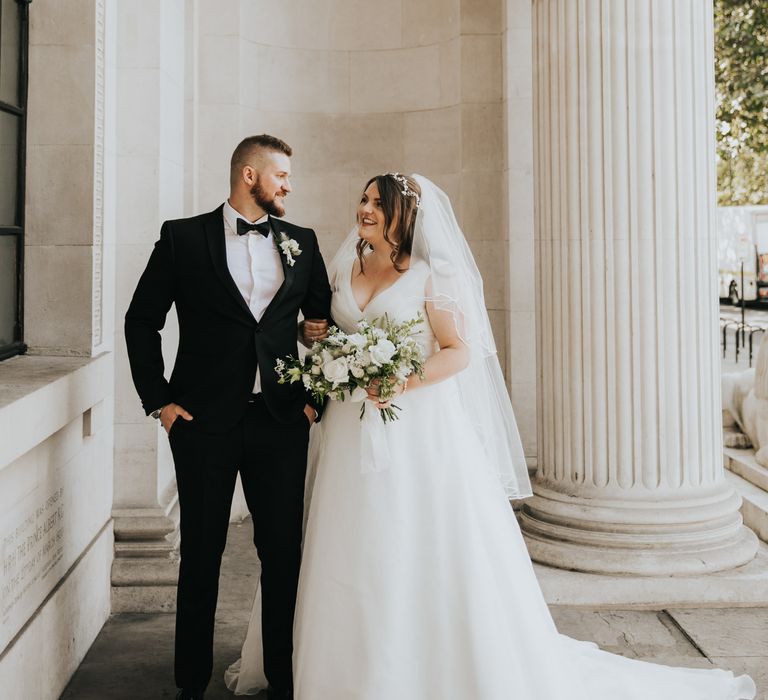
721, 318, 767, 367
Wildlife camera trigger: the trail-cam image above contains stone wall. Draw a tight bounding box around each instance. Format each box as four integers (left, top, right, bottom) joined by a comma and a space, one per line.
0, 1, 117, 697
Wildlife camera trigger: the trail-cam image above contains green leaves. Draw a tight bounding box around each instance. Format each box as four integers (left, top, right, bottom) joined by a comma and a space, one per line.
715, 0, 768, 205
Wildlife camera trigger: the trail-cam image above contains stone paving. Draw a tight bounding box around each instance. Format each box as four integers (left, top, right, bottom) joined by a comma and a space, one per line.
61, 519, 768, 700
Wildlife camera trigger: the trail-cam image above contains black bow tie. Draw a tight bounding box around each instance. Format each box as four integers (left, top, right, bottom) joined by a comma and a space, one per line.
237, 218, 271, 237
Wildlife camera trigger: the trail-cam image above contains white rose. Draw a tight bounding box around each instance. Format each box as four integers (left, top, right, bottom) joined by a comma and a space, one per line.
358, 350, 372, 367
321, 349, 336, 365
369, 339, 396, 365
350, 364, 365, 379
395, 368, 410, 382
322, 357, 350, 385
311, 365, 322, 375
347, 333, 367, 348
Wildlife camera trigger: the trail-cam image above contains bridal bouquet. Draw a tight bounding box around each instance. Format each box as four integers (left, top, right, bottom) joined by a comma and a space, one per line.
276, 314, 425, 422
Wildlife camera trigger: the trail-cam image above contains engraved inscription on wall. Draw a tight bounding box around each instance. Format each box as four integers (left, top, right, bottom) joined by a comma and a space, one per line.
1, 488, 65, 624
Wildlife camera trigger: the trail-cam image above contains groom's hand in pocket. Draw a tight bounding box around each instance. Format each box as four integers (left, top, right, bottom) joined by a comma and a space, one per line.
160, 403, 194, 434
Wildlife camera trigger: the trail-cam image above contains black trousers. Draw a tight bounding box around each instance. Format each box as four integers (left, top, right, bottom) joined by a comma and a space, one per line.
169, 394, 310, 693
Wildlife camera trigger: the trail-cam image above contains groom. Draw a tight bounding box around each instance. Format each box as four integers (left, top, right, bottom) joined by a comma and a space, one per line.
125, 134, 331, 700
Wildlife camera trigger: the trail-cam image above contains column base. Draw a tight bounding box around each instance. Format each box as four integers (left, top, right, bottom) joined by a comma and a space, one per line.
519, 482, 760, 576
111, 494, 180, 612
533, 541, 768, 607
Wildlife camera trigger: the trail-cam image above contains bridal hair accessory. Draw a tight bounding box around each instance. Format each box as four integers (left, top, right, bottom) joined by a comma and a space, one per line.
386, 172, 421, 207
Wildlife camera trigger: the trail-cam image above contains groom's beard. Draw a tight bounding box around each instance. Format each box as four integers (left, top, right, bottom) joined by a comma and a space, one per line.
250, 177, 286, 217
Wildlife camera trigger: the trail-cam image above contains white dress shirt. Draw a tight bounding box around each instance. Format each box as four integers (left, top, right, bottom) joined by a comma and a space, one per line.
223, 200, 284, 394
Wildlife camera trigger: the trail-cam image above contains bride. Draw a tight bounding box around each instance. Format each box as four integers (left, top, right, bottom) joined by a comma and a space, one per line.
226, 173, 756, 699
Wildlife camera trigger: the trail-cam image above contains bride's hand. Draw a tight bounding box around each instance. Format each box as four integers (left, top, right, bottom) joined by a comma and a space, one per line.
366, 378, 406, 409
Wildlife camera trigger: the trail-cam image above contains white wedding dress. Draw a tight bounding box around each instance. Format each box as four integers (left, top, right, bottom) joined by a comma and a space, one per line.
225, 256, 756, 700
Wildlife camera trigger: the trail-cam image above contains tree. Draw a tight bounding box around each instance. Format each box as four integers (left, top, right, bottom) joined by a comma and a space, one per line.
715, 0, 768, 206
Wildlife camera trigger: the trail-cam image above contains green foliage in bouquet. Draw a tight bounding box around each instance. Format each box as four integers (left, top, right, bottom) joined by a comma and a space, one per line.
276, 314, 426, 423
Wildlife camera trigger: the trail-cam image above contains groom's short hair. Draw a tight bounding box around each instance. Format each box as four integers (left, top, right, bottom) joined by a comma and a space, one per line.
230, 134, 293, 187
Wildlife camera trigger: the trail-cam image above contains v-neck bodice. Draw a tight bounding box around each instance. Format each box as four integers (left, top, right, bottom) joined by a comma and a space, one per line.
331, 257, 438, 360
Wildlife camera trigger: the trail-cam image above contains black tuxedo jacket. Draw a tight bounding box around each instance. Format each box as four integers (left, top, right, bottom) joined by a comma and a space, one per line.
125, 205, 332, 433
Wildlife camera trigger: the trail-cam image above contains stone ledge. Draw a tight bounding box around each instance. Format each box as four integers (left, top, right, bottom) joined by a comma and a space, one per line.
724, 446, 768, 492
0, 353, 113, 469
111, 557, 179, 587
533, 541, 768, 608
726, 470, 768, 543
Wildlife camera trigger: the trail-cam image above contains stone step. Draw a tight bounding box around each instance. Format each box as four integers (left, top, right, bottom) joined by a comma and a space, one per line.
533, 541, 768, 607
724, 447, 768, 492
725, 470, 768, 543
111, 557, 179, 587
114, 540, 178, 558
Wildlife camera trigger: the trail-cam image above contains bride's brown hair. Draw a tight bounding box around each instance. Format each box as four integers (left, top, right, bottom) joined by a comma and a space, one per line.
356, 174, 421, 274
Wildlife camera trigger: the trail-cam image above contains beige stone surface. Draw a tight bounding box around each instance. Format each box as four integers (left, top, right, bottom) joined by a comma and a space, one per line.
508, 237, 535, 308
240, 0, 402, 51
197, 0, 240, 37
459, 170, 506, 238
117, 68, 161, 155
115, 0, 161, 68
402, 106, 461, 175
506, 0, 533, 30
507, 167, 534, 238
196, 102, 238, 194
351, 45, 442, 113
534, 542, 768, 607
30, 0, 96, 47
461, 0, 503, 34
199, 34, 240, 105
245, 109, 406, 179
25, 145, 95, 246
24, 245, 93, 353
402, 0, 460, 46
439, 37, 462, 106
250, 44, 350, 114
550, 608, 704, 659
667, 609, 768, 658
506, 98, 534, 169
461, 102, 504, 170
278, 174, 352, 239
461, 34, 503, 103
27, 45, 95, 147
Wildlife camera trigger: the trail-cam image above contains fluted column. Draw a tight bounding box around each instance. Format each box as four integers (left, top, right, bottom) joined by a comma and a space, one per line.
520, 0, 758, 574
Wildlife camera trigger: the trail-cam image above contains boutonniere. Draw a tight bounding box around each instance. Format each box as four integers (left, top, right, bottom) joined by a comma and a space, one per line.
277, 232, 302, 267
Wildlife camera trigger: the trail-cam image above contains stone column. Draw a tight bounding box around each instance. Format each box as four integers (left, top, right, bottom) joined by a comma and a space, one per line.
111, 0, 186, 611
520, 0, 758, 574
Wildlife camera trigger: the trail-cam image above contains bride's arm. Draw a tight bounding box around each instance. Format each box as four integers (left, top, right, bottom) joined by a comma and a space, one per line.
405, 300, 470, 392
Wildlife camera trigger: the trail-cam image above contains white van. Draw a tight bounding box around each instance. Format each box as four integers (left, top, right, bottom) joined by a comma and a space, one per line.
718, 206, 768, 304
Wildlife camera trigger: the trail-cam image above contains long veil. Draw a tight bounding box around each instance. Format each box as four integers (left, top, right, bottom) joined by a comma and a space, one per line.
328, 174, 532, 499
